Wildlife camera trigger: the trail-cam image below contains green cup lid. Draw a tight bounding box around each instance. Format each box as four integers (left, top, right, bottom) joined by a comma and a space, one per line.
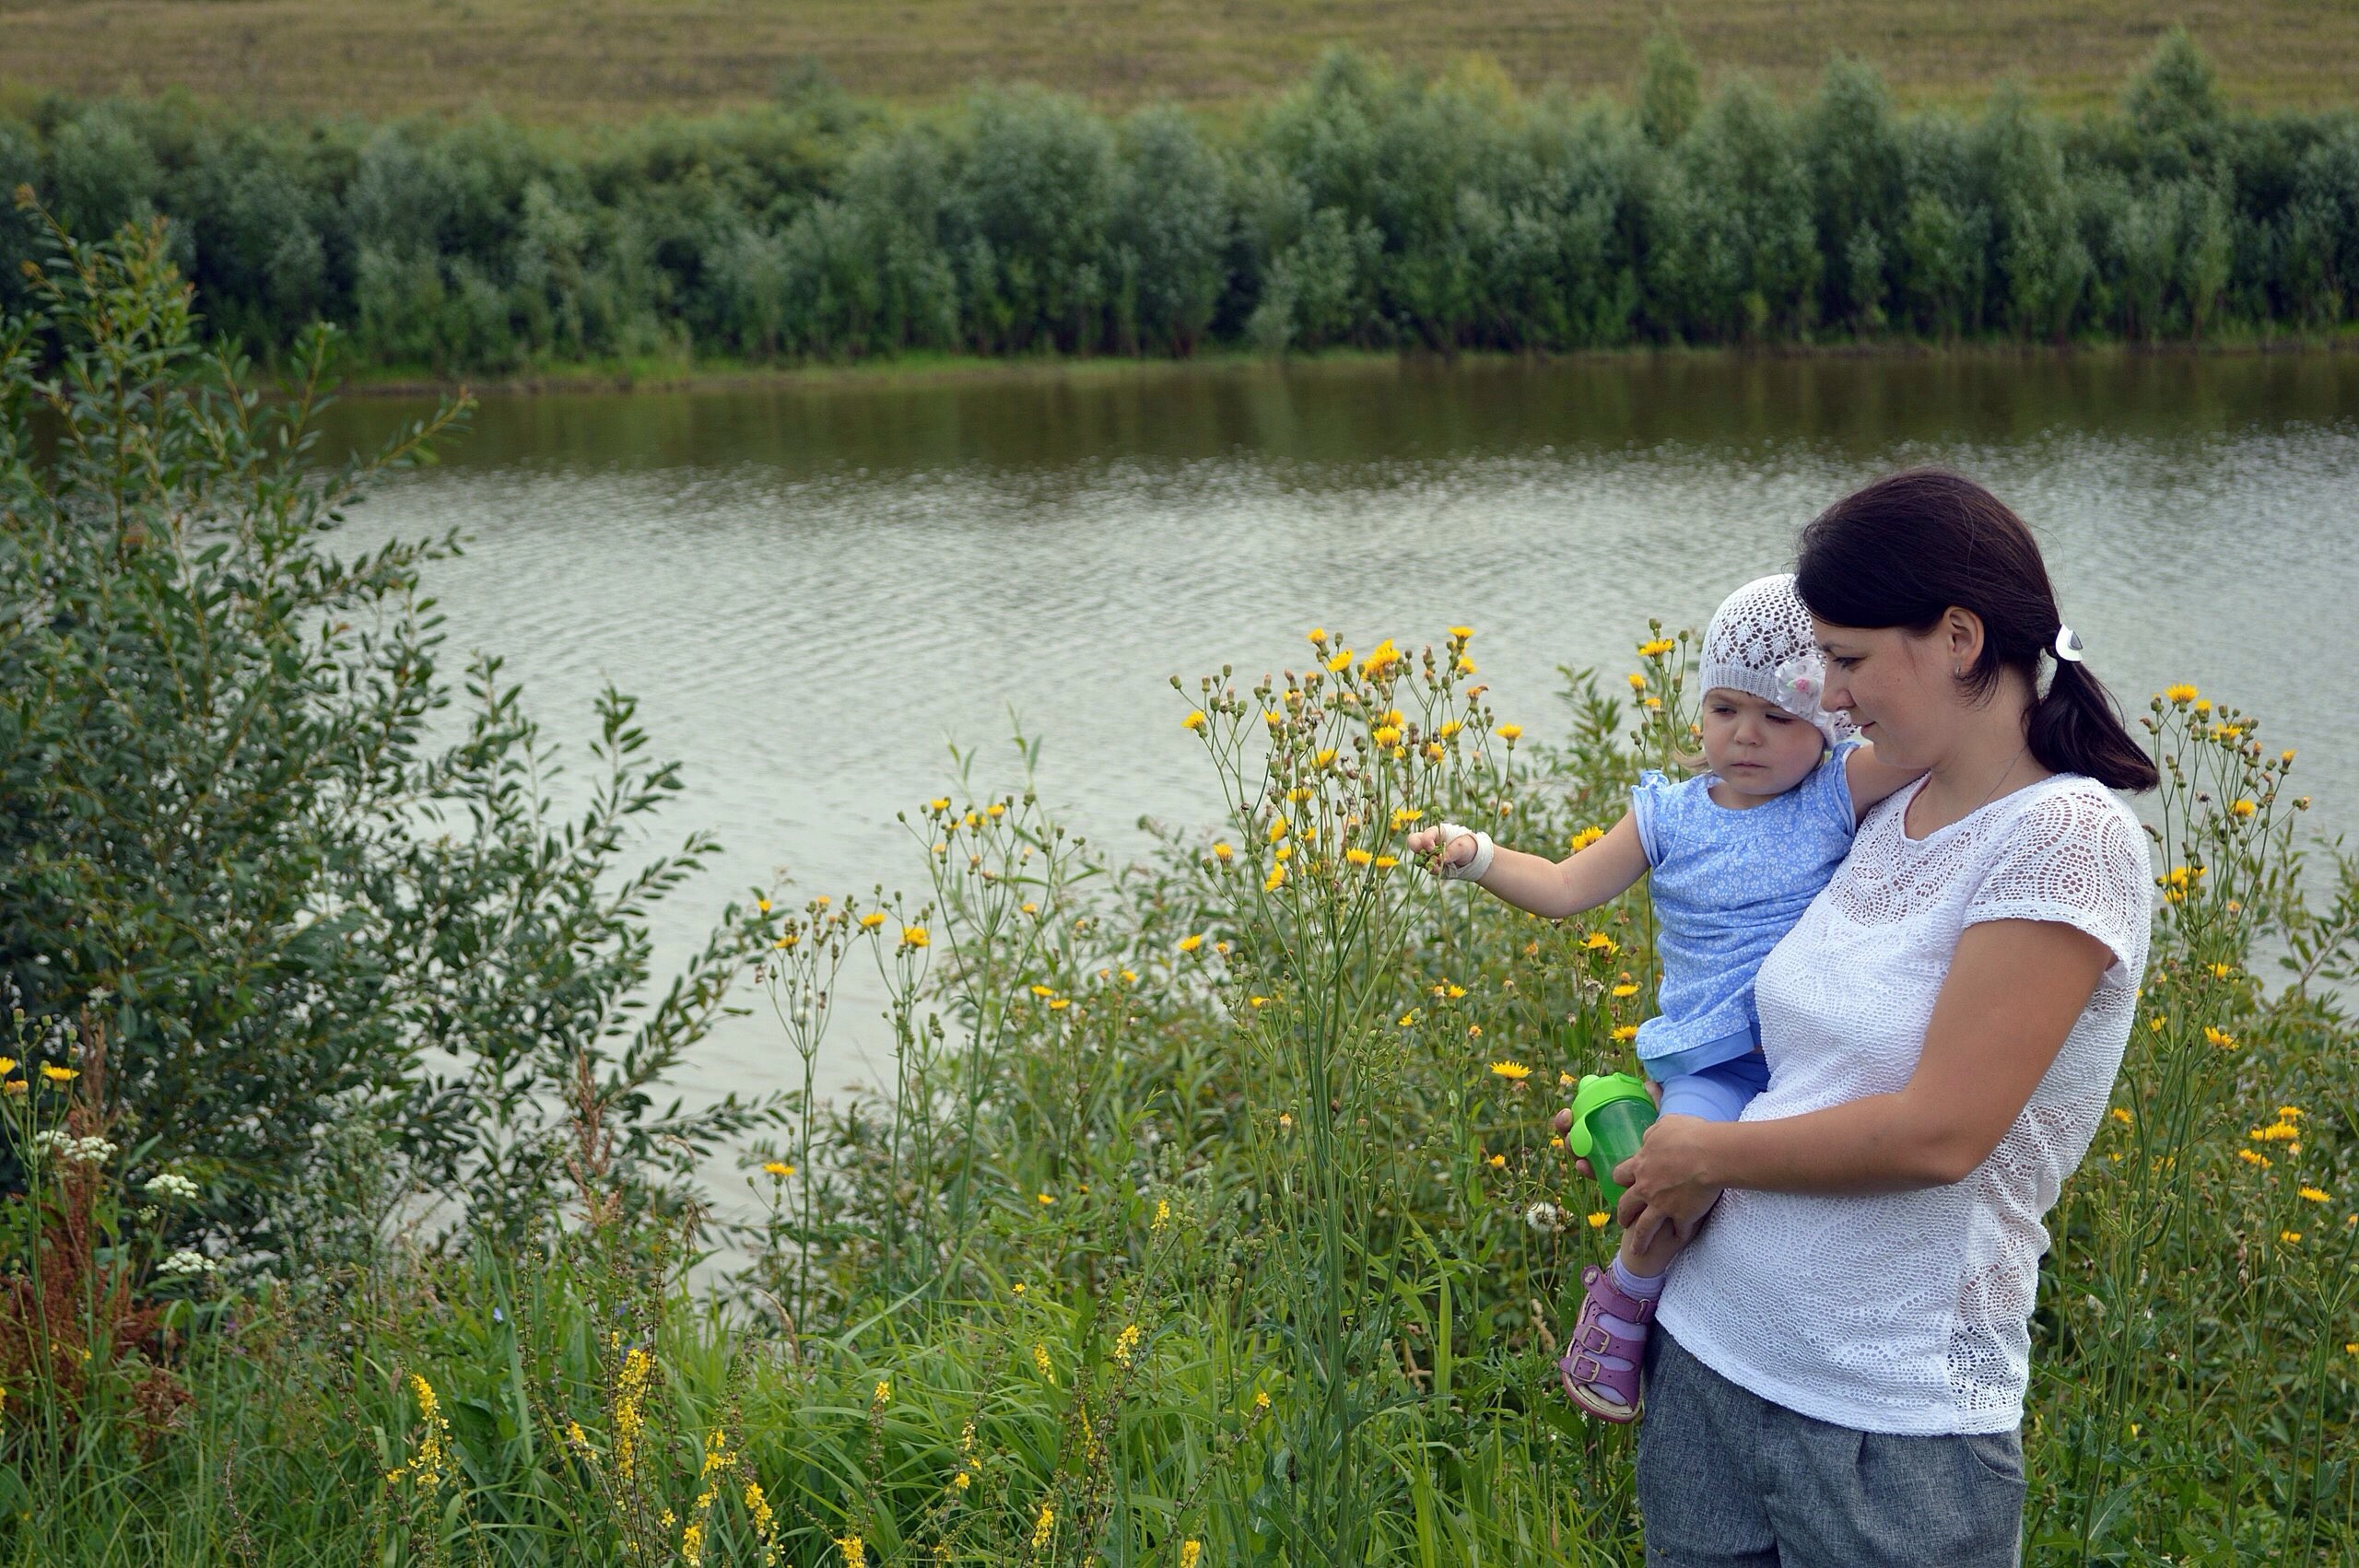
1566, 1071, 1654, 1159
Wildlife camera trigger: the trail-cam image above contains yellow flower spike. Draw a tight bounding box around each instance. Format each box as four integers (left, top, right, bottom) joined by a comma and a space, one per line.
1182, 709, 1207, 731
1489, 1060, 1532, 1081
874, 1379, 892, 1406
1253, 1389, 1272, 1412
1181, 1541, 1203, 1568
836, 1535, 866, 1568
1496, 722, 1523, 743
1587, 1211, 1609, 1228
1179, 933, 1204, 953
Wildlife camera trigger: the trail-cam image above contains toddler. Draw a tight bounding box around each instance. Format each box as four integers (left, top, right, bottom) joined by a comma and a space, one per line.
1409, 574, 1918, 1421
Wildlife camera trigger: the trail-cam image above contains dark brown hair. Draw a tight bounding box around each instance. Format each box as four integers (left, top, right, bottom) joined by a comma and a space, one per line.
1795, 469, 2158, 793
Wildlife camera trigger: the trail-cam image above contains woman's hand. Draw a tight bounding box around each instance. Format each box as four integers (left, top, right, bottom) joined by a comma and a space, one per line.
1612, 1114, 1724, 1251
1403, 825, 1478, 874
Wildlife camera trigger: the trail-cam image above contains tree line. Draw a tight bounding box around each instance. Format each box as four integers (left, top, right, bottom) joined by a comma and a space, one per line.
5, 28, 2355, 372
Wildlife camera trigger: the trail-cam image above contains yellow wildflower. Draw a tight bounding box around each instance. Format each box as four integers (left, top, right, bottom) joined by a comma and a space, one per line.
2204, 1026, 2236, 1049
2282, 1230, 2303, 1244
988, 802, 1006, 818
1268, 815, 1289, 843
1611, 983, 1639, 999
860, 910, 887, 930
929, 797, 951, 812
1612, 1024, 1639, 1044
1362, 638, 1402, 676
1638, 637, 1677, 657
1449, 626, 1473, 640
2231, 798, 2257, 818
1307, 626, 1328, 644
1583, 932, 1617, 954
1213, 841, 1234, 862
1345, 848, 1372, 866
1487, 1153, 1507, 1169
1570, 825, 1604, 851
1179, 933, 1204, 954
1249, 995, 1271, 1008
1390, 806, 1423, 828
1372, 855, 1399, 870
763, 1161, 795, 1178
874, 1379, 891, 1406
837, 1536, 866, 1568
2107, 1109, 2131, 1126
1047, 997, 1070, 1011
1626, 673, 1647, 692
2298, 1187, 2330, 1203
1468, 1024, 1483, 1037
1181, 1541, 1203, 1568
1371, 724, 1401, 746
1119, 968, 1138, 985
900, 925, 929, 949
1588, 1211, 1609, 1228
0, 1058, 14, 1077
1489, 1060, 1532, 1081
1264, 866, 1285, 892
1456, 656, 1477, 675
1398, 1009, 1420, 1027
1315, 746, 1338, 766
1326, 648, 1353, 673
2164, 684, 2198, 705
1253, 1390, 1271, 1412
2237, 1149, 2271, 1167
1032, 1501, 1056, 1550
1038, 1192, 1056, 1206
1113, 1323, 1143, 1367
1182, 709, 1207, 731
1496, 722, 1523, 743
40, 1064, 76, 1083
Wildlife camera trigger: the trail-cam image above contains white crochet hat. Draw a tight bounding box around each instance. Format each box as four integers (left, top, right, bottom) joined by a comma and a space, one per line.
1698, 573, 1855, 746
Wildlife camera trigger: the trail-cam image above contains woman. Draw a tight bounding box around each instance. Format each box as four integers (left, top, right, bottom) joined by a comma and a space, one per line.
1611, 470, 2158, 1565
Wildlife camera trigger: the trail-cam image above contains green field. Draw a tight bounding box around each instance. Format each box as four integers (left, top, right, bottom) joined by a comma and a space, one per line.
11, 0, 2359, 122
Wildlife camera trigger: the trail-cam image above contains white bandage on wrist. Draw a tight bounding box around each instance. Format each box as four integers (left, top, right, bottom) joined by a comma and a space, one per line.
1436, 822, 1496, 883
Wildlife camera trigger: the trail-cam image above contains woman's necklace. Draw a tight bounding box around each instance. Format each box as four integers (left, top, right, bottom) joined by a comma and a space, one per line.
1968, 743, 2030, 815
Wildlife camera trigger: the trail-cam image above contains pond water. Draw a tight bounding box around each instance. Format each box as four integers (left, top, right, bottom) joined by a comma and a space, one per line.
321, 350, 2359, 1118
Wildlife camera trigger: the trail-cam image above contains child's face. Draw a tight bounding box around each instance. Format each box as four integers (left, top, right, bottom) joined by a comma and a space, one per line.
1697, 688, 1825, 798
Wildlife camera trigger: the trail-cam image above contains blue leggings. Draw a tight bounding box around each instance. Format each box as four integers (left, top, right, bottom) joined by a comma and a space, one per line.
1656, 1052, 1771, 1123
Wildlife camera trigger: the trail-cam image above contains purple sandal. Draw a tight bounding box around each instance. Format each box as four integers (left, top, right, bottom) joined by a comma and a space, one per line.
1557, 1262, 1652, 1422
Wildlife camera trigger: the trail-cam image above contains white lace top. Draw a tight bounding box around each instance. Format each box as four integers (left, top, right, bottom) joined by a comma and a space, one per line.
1656, 772, 2154, 1435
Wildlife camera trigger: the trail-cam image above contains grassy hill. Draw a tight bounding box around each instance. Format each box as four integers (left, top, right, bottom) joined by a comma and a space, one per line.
12, 0, 2359, 123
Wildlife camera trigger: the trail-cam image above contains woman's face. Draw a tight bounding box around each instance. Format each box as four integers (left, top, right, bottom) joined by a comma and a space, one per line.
1811, 615, 1966, 772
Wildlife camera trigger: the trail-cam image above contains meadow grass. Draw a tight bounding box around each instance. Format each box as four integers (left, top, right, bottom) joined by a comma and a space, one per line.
7, 0, 2359, 122
5, 623, 2352, 1564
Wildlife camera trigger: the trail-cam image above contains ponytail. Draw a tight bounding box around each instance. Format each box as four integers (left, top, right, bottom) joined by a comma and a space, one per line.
1796, 469, 2158, 794
2028, 657, 2160, 793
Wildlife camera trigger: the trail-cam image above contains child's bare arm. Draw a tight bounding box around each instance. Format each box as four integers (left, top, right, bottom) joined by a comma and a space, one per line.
1410, 812, 1649, 920
1844, 739, 1924, 821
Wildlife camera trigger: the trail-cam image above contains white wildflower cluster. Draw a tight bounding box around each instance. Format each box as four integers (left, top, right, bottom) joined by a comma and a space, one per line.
145, 1172, 202, 1202
158, 1249, 217, 1278
30, 1129, 117, 1164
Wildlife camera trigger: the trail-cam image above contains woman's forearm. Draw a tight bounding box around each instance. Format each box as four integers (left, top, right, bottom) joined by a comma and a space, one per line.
1694, 1090, 1981, 1195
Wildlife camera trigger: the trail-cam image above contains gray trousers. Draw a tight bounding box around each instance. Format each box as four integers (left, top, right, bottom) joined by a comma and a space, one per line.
1636, 1328, 2025, 1567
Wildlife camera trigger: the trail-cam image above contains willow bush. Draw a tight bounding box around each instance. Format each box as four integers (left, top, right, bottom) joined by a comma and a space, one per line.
5, 29, 2358, 374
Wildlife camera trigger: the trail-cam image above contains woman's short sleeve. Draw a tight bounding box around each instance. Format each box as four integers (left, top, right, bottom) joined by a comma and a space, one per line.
1964, 784, 2154, 977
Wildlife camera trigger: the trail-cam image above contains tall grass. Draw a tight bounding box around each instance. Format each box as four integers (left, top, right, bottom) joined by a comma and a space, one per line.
6, 30, 2359, 377
5, 620, 2352, 1563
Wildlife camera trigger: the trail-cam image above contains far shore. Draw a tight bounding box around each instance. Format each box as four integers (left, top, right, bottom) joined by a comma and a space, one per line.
324, 331, 2359, 399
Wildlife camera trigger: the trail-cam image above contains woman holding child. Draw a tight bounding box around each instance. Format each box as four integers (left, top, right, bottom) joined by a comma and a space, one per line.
1417, 469, 2157, 1564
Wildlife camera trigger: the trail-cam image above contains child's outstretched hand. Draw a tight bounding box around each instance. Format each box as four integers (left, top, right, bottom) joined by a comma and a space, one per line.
1404, 825, 1481, 875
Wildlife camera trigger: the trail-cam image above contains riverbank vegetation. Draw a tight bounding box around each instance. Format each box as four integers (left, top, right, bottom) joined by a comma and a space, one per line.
2, 209, 2354, 1564
5, 30, 2359, 380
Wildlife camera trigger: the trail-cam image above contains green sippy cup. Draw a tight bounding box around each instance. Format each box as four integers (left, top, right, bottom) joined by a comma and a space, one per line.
1567, 1071, 1658, 1212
